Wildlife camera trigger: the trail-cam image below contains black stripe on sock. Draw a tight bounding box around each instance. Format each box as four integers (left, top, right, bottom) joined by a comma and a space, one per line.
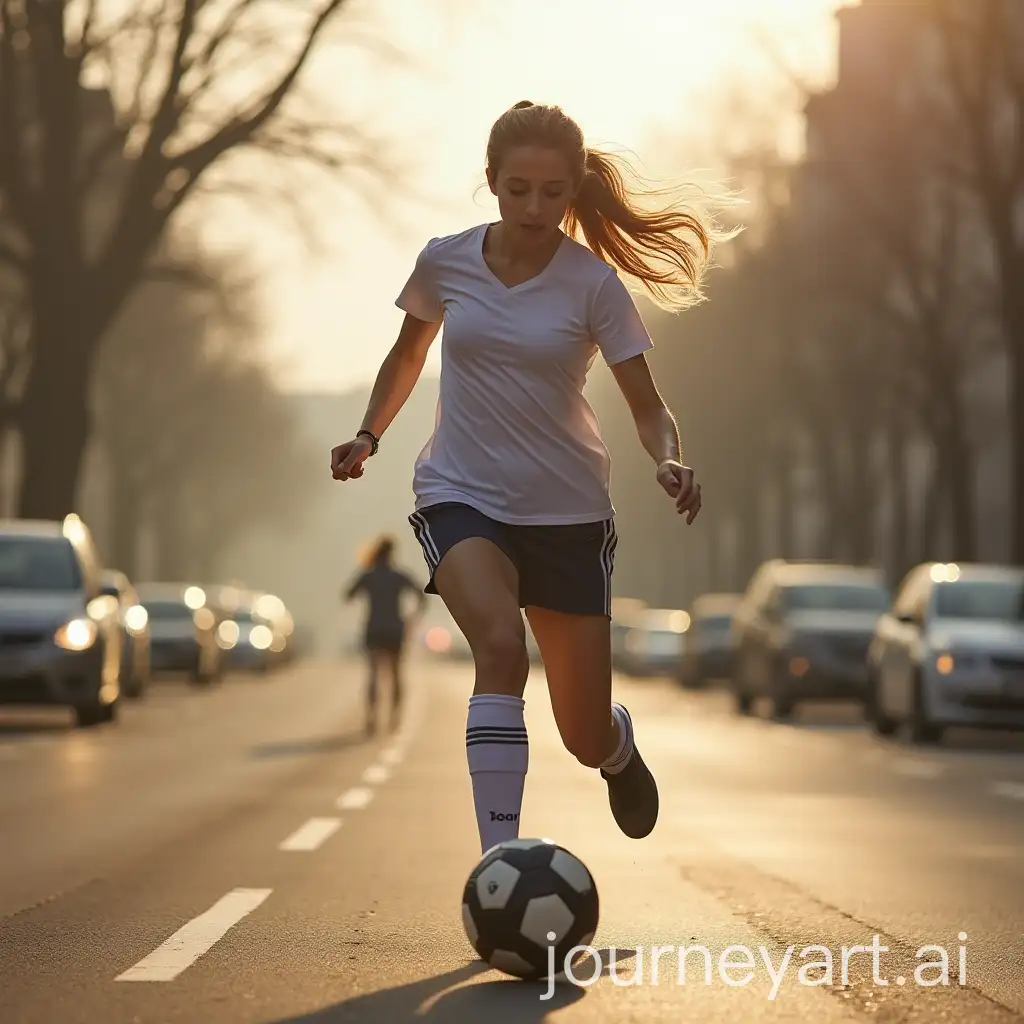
466, 737, 529, 747
466, 727, 528, 738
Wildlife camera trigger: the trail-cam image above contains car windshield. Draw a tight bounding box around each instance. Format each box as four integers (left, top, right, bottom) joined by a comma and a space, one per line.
698, 614, 733, 634
142, 599, 194, 620
645, 629, 684, 654
0, 537, 82, 591
934, 580, 1024, 621
784, 583, 889, 612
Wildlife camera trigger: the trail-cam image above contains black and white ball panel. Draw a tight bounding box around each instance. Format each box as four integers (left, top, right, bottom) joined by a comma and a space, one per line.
462, 838, 599, 980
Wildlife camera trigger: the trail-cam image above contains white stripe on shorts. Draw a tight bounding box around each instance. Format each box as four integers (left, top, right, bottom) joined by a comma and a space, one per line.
409, 511, 440, 570
599, 519, 617, 615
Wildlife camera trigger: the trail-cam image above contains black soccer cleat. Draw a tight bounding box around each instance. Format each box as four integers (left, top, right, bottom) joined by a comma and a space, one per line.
600, 709, 659, 839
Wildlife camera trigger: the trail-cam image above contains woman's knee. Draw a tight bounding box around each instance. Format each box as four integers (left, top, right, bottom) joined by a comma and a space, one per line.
472, 622, 530, 690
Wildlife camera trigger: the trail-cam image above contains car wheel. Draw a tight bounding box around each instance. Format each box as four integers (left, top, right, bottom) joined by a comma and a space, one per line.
865, 669, 898, 736
123, 663, 144, 699
908, 672, 943, 745
732, 650, 753, 714
190, 654, 213, 686
75, 700, 117, 728
768, 663, 795, 720
770, 691, 795, 721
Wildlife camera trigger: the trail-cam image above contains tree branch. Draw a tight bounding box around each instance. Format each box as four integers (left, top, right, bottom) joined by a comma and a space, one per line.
91, 0, 352, 330
173, 0, 347, 176
0, 3, 37, 238
0, 234, 28, 273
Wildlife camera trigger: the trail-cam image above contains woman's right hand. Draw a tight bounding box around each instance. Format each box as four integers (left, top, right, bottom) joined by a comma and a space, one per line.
331, 437, 373, 481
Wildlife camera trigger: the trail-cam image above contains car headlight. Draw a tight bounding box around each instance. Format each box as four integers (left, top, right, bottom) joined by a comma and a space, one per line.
125, 604, 149, 635
935, 651, 983, 674
55, 618, 98, 651
249, 624, 273, 651
217, 620, 240, 650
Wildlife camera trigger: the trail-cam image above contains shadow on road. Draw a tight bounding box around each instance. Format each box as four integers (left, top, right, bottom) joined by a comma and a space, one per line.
269, 949, 637, 1022
762, 704, 1024, 755
0, 714, 72, 736
249, 730, 369, 761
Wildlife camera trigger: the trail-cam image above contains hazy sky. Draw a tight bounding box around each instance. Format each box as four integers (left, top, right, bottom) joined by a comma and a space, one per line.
198, 0, 852, 392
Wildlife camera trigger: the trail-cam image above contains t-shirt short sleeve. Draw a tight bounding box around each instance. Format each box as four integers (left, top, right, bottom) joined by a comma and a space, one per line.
395, 239, 443, 322
590, 270, 654, 365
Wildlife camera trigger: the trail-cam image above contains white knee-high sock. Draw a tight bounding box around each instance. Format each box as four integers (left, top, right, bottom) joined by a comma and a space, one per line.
466, 694, 529, 855
600, 703, 634, 775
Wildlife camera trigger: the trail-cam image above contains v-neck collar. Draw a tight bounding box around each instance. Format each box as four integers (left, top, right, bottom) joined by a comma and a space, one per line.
478, 222, 566, 292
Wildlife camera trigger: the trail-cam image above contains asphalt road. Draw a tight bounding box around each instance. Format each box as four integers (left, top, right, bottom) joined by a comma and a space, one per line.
0, 655, 1022, 1023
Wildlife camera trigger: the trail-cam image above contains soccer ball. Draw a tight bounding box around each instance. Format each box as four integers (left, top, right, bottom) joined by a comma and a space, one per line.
461, 838, 599, 981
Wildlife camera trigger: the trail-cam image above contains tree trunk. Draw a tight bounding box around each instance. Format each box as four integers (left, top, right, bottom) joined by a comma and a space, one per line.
775, 432, 795, 559
1008, 284, 1024, 564
734, 462, 763, 588
706, 516, 720, 593
848, 427, 873, 564
919, 444, 946, 563
809, 424, 843, 559
886, 419, 912, 583
109, 457, 141, 577
152, 482, 186, 579
943, 407, 976, 563
17, 321, 92, 520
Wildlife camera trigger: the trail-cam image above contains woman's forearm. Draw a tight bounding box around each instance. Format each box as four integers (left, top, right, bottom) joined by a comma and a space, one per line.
359, 343, 429, 440
634, 405, 682, 465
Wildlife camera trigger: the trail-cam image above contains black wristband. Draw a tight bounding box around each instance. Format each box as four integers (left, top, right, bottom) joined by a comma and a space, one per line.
356, 429, 379, 456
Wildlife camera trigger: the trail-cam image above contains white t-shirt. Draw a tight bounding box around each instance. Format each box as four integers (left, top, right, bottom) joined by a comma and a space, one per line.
395, 222, 654, 525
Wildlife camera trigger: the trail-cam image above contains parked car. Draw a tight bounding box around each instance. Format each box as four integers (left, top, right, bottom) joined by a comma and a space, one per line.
411, 604, 545, 665
216, 600, 279, 673
866, 562, 1024, 743
0, 516, 123, 726
416, 604, 472, 661
677, 592, 741, 688
99, 570, 151, 699
621, 607, 691, 677
730, 559, 890, 719
250, 592, 294, 666
135, 583, 222, 684
611, 597, 647, 672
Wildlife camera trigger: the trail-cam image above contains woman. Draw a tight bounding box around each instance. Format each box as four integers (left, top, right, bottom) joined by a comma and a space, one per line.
331, 101, 709, 854
344, 535, 426, 735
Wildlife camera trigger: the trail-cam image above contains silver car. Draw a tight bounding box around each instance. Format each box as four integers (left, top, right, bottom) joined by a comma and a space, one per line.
731, 560, 890, 719
0, 516, 123, 727
867, 563, 1024, 743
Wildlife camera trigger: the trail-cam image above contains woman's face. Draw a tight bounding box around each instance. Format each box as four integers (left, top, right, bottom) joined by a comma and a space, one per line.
488, 145, 577, 250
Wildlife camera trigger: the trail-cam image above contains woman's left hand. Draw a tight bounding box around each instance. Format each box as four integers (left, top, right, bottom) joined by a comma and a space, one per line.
656, 460, 702, 523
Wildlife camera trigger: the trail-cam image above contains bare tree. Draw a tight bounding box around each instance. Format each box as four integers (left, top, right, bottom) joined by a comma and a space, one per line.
789, 3, 1002, 569
924, 0, 1024, 561
92, 236, 316, 580
150, 359, 318, 580
0, 0, 392, 520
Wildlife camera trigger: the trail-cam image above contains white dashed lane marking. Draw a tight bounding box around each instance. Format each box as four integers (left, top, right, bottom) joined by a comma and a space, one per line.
892, 758, 945, 780
991, 780, 1024, 802
278, 817, 342, 852
337, 787, 374, 811
116, 888, 272, 982
362, 764, 391, 785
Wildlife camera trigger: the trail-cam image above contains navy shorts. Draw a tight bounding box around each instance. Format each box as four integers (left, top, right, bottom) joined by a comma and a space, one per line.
407, 502, 617, 617
364, 627, 404, 653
